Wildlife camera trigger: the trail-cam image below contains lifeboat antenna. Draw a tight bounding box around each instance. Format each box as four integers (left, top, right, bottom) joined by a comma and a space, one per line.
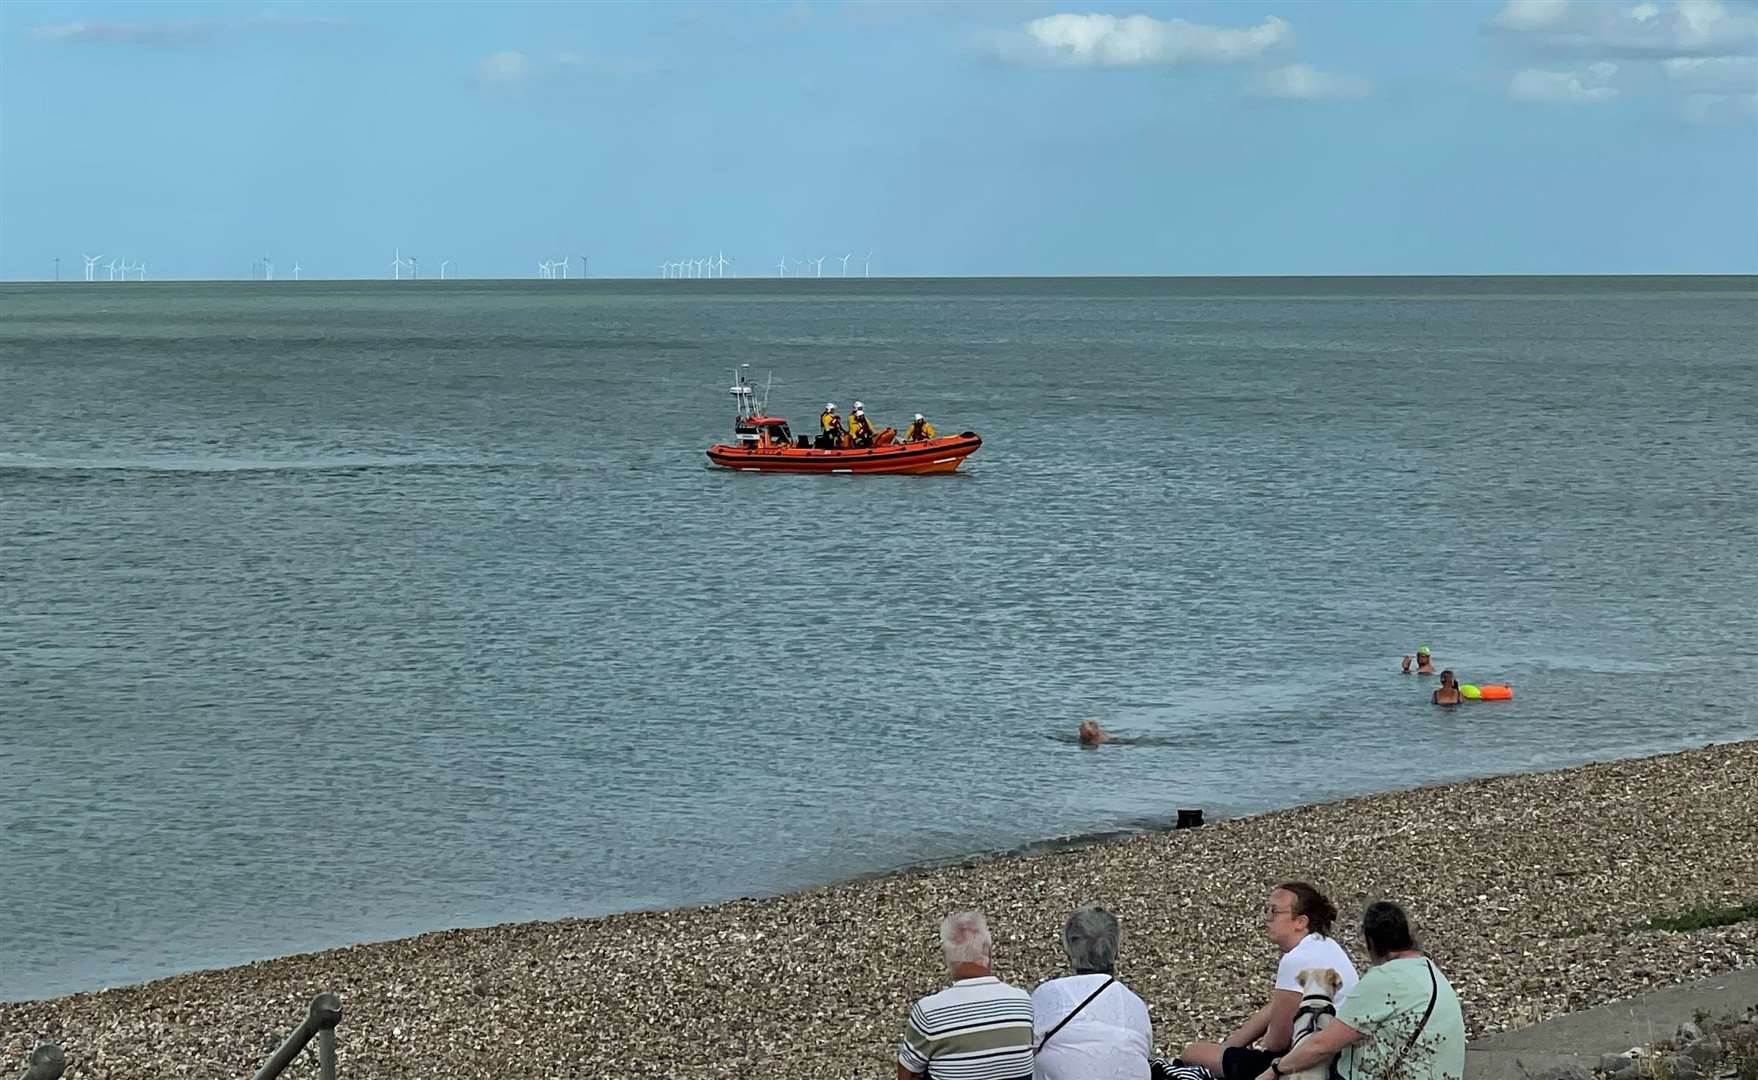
759, 371, 773, 414
730, 364, 755, 420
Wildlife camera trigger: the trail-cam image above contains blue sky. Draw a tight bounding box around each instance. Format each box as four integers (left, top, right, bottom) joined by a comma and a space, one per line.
2, 0, 1755, 279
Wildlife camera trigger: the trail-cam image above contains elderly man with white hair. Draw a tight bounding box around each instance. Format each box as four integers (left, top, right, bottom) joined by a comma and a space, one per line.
1031, 906, 1153, 1080
898, 910, 1035, 1080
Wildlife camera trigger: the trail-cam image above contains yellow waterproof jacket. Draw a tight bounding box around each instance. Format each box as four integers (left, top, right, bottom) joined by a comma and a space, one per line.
851, 412, 875, 443
907, 419, 937, 442
820, 410, 838, 433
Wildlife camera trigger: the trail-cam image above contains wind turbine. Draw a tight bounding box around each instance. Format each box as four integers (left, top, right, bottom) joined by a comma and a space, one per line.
411, 255, 418, 280
715, 251, 730, 277
107, 258, 122, 281
558, 256, 569, 280
838, 252, 852, 276
863, 250, 874, 278
391, 249, 412, 280
439, 259, 451, 280
82, 254, 103, 282
810, 255, 826, 278
134, 260, 147, 281
263, 253, 273, 282
292, 261, 302, 281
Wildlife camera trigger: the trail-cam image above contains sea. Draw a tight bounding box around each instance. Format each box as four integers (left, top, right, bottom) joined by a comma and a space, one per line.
2, 276, 1754, 1002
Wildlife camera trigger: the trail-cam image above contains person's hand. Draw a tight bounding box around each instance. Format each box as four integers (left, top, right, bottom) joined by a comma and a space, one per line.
1401, 655, 1412, 672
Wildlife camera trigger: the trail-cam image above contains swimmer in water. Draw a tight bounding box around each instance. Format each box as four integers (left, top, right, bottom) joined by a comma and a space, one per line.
1432, 670, 1465, 705
1077, 719, 1111, 746
1400, 645, 1435, 675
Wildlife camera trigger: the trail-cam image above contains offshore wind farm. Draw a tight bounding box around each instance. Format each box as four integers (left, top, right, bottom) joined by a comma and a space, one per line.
40, 248, 878, 281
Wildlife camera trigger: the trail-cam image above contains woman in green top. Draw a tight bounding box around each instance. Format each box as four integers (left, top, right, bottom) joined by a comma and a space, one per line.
1252, 901, 1466, 1080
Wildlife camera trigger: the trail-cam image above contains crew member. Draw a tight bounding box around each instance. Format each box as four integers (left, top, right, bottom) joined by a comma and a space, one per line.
850, 401, 875, 448
906, 413, 937, 442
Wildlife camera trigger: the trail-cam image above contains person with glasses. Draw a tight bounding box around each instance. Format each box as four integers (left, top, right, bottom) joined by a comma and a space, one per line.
1176, 883, 1359, 1080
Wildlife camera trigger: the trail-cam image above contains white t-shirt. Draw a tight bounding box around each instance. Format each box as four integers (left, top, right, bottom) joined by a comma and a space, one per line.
1275, 933, 1360, 1008
1030, 973, 1153, 1080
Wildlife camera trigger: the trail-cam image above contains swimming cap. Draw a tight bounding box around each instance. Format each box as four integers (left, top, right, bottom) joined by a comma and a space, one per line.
1417, 645, 1431, 655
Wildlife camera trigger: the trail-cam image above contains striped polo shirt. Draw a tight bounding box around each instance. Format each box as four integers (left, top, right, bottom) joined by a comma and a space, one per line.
898, 974, 1035, 1080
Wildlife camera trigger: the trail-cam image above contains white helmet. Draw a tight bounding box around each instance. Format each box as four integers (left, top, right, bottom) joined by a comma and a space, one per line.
854, 408, 864, 416
914, 413, 924, 421
853, 400, 864, 409
825, 402, 836, 410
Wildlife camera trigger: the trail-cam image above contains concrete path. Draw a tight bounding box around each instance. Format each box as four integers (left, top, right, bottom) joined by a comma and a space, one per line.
1467, 965, 1758, 1078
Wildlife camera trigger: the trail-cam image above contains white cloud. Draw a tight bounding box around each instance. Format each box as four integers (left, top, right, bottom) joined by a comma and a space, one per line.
1488, 0, 1758, 59
32, 18, 215, 45
997, 12, 1293, 69
478, 50, 530, 85
1681, 90, 1758, 122
1491, 0, 1571, 31
33, 13, 342, 45
1508, 63, 1621, 103
1663, 55, 1758, 90
1247, 63, 1372, 101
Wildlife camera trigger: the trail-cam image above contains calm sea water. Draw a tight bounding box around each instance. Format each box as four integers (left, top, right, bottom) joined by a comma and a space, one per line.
2, 277, 1755, 1001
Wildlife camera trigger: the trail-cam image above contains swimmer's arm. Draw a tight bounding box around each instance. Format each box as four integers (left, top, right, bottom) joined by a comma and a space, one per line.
1401, 655, 1412, 673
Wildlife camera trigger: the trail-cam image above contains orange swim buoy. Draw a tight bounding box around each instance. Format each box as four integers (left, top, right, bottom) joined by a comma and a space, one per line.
1477, 684, 1513, 700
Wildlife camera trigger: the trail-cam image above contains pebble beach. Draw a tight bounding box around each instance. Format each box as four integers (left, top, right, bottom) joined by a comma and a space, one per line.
5, 740, 1755, 1079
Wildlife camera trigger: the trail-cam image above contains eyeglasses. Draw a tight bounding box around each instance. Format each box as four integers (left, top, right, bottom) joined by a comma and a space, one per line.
1263, 905, 1294, 917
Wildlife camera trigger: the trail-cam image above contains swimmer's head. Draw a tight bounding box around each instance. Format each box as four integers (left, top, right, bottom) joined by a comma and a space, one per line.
1417, 645, 1431, 657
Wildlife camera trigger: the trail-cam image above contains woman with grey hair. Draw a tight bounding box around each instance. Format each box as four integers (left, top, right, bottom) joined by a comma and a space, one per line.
1030, 906, 1153, 1080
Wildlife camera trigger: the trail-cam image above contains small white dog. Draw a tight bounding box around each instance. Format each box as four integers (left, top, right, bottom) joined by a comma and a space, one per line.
1283, 967, 1344, 1080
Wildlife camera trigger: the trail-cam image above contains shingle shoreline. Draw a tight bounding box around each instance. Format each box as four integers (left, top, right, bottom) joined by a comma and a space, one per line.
5, 740, 1755, 1078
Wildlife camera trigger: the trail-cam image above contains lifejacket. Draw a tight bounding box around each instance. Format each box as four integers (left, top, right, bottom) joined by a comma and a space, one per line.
907, 419, 936, 442
820, 410, 838, 433
851, 412, 874, 443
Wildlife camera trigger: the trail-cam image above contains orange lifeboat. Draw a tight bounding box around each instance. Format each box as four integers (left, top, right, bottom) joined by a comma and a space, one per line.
706, 369, 981, 475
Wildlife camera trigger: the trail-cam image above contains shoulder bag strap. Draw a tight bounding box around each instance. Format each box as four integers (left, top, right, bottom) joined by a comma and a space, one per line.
1382, 960, 1439, 1076
1037, 977, 1115, 1052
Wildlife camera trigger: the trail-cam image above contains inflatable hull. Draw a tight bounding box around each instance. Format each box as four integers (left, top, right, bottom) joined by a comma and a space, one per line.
706, 432, 981, 475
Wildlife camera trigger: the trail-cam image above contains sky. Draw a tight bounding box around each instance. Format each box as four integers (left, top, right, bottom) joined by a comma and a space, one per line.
1, 0, 1755, 279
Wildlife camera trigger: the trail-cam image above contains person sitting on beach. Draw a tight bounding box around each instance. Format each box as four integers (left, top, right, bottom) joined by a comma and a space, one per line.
1431, 671, 1464, 706
906, 413, 938, 442
898, 910, 1035, 1080
1400, 647, 1435, 675
1031, 906, 1152, 1080
1247, 901, 1466, 1080
1078, 719, 1111, 746
1179, 882, 1359, 1080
